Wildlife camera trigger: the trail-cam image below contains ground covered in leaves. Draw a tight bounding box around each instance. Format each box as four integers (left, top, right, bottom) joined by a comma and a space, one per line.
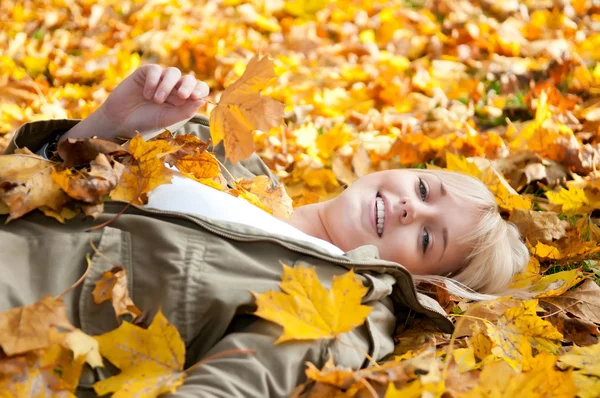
1, 0, 600, 397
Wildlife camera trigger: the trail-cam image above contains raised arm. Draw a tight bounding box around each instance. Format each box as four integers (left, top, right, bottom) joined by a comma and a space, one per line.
60, 65, 210, 142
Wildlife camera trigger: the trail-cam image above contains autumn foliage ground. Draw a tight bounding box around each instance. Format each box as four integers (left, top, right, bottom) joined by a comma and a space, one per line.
1, 0, 600, 397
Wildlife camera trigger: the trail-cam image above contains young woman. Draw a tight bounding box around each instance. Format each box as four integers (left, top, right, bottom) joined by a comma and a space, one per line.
0, 65, 529, 397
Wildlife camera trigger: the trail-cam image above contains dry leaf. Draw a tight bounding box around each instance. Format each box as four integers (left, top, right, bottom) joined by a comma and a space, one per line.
210, 54, 285, 163
558, 342, 600, 376
0, 296, 73, 356
543, 279, 600, 324
93, 309, 185, 397
92, 266, 142, 319
252, 265, 373, 343
52, 154, 124, 203
175, 150, 221, 181
63, 329, 103, 368
509, 209, 569, 245
57, 137, 129, 168
0, 155, 67, 222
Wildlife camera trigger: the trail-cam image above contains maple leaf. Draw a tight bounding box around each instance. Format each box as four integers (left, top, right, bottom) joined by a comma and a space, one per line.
93, 309, 185, 397
0, 296, 74, 356
0, 348, 79, 398
92, 266, 142, 319
252, 265, 373, 343
150, 131, 211, 166
110, 134, 176, 205
546, 186, 590, 212
209, 54, 285, 164
384, 380, 423, 398
235, 175, 294, 218
532, 241, 562, 260
52, 154, 124, 203
509, 209, 569, 244
57, 137, 129, 168
462, 352, 577, 398
0, 155, 67, 222
175, 150, 221, 182
485, 300, 563, 371
228, 180, 271, 213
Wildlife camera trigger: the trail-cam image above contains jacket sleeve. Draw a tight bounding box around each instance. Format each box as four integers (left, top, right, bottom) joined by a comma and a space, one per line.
3, 117, 278, 184
170, 301, 396, 398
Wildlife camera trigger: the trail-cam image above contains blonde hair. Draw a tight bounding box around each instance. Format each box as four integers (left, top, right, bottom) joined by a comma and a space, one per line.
411, 169, 531, 301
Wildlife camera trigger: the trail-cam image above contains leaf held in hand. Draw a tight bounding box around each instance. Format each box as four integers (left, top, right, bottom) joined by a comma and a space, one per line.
57, 137, 129, 168
210, 54, 285, 164
252, 265, 373, 343
93, 309, 185, 397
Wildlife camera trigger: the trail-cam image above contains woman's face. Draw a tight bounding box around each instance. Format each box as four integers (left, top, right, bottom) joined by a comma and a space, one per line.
322, 169, 478, 275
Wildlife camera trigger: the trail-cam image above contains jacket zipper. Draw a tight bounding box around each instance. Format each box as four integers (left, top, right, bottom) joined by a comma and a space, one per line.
114, 204, 451, 324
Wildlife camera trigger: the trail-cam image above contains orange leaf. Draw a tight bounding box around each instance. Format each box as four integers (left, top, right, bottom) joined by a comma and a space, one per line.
235, 175, 294, 218
209, 54, 285, 163
0, 296, 74, 356
92, 266, 142, 319
175, 151, 221, 181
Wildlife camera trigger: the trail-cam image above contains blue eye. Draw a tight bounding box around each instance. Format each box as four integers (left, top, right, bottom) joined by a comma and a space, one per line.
422, 229, 430, 254
418, 178, 428, 201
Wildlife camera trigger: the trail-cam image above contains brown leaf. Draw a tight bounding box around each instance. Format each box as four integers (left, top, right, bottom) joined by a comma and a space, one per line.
210, 54, 286, 163
543, 279, 600, 324
92, 266, 142, 319
545, 310, 598, 347
491, 152, 569, 191
52, 154, 124, 203
509, 209, 569, 245
0, 155, 68, 222
82, 202, 104, 219
175, 150, 221, 181
57, 137, 129, 168
0, 296, 74, 356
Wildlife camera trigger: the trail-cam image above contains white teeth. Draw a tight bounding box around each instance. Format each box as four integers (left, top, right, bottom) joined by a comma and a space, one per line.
375, 196, 385, 236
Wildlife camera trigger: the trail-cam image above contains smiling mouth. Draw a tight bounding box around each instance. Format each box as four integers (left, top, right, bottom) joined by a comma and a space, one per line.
375, 192, 385, 237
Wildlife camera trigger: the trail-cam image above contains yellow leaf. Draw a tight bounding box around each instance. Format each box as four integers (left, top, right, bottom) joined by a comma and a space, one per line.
110, 135, 177, 204
384, 380, 423, 398
93, 309, 185, 397
92, 266, 142, 319
572, 373, 600, 398
175, 151, 220, 181
462, 352, 577, 398
445, 152, 482, 179
252, 265, 372, 343
284, 0, 327, 17
532, 241, 562, 260
451, 347, 476, 373
532, 269, 583, 298
0, 349, 77, 398
210, 54, 285, 163
0, 296, 74, 356
494, 182, 532, 211
558, 342, 600, 377
63, 329, 103, 368
546, 186, 590, 213
486, 300, 563, 371
0, 155, 67, 222
235, 176, 294, 219
228, 181, 272, 213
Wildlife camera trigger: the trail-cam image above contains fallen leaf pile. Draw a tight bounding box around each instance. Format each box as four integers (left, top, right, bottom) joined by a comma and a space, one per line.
2, 0, 600, 396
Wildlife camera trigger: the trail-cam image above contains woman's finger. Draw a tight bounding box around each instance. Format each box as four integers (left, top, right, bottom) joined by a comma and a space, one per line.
176, 75, 197, 99
142, 64, 163, 100
154, 67, 182, 104
190, 81, 210, 100
164, 92, 187, 107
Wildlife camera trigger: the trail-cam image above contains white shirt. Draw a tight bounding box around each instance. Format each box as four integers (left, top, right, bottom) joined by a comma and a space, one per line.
145, 168, 344, 256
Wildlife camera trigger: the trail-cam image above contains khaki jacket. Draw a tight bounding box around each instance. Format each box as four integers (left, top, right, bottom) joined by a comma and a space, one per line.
0, 115, 453, 397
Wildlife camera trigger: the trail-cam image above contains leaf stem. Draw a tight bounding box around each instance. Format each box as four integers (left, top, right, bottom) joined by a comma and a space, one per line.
55, 253, 93, 299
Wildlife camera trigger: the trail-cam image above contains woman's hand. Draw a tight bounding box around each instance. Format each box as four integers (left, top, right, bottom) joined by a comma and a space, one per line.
61, 65, 210, 142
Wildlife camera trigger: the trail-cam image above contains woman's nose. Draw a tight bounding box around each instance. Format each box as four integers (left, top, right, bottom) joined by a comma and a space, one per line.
398, 197, 415, 225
